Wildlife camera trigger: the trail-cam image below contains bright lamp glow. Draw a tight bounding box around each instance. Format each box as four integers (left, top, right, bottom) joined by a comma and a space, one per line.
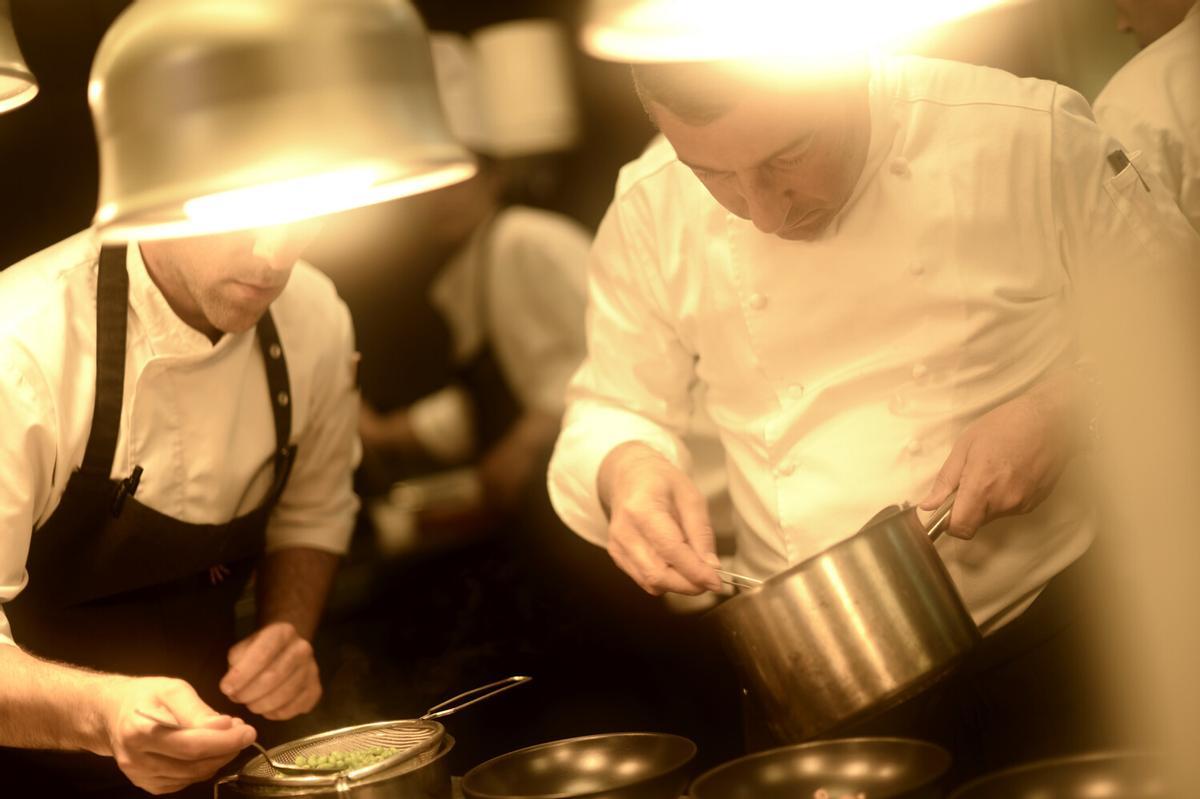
89, 0, 475, 241
582, 0, 1021, 66
97, 162, 478, 242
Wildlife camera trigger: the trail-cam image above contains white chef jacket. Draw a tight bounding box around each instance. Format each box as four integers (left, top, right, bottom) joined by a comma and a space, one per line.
1094, 2, 1200, 234
549, 55, 1200, 634
408, 206, 592, 460
0, 231, 361, 647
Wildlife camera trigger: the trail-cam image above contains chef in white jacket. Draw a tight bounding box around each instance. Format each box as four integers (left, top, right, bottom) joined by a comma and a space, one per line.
1095, 0, 1199, 232
548, 54, 1200, 773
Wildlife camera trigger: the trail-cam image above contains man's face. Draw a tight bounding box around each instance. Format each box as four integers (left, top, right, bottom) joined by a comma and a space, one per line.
650, 79, 871, 241
1113, 0, 1193, 47
141, 220, 323, 337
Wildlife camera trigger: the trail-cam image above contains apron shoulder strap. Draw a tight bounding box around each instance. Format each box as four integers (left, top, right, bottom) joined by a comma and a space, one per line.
80, 246, 129, 477
255, 310, 296, 491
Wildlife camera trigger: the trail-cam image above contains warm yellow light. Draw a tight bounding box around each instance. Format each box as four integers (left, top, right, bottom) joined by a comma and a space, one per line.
582, 0, 1022, 66
101, 162, 477, 242
0, 77, 35, 113
183, 166, 382, 229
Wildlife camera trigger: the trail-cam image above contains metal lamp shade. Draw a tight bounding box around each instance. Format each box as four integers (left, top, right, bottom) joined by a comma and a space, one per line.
89, 0, 475, 241
0, 0, 37, 113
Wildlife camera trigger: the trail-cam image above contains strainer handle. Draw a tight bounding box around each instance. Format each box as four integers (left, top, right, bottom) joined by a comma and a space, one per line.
421, 675, 532, 720
213, 774, 237, 799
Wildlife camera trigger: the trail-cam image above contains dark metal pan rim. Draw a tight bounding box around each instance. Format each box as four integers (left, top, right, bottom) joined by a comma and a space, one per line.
691, 737, 952, 796
462, 731, 697, 799
948, 749, 1167, 798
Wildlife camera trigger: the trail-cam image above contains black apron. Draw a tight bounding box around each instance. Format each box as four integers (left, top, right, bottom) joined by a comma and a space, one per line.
1, 246, 297, 797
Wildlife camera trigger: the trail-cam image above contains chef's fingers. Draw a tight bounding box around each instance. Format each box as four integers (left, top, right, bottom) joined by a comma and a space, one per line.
261, 671, 322, 721
125, 746, 241, 782
137, 720, 256, 761
243, 656, 319, 717
920, 436, 969, 509
634, 511, 716, 593
153, 681, 230, 729
670, 472, 719, 570
612, 530, 702, 595
233, 635, 315, 707
221, 623, 292, 699
641, 506, 721, 593
946, 463, 988, 539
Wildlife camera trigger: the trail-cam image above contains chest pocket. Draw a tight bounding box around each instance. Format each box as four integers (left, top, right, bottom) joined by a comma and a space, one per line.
1103, 150, 1174, 255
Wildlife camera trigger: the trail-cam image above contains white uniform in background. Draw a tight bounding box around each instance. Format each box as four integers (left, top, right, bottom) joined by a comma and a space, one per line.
549, 56, 1200, 634
1094, 2, 1200, 233
0, 231, 360, 647
407, 205, 592, 461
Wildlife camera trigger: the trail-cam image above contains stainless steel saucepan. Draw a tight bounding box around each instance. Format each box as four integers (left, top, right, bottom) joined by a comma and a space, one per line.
709, 493, 979, 743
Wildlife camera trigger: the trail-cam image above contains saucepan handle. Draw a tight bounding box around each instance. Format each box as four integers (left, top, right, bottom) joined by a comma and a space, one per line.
213, 774, 238, 799
924, 490, 957, 542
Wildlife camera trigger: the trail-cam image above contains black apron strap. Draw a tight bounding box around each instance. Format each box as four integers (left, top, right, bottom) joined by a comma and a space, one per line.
255, 310, 296, 495
80, 246, 129, 478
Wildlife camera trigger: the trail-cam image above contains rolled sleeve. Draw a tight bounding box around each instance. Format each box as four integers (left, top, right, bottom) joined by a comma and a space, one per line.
547, 187, 696, 548
265, 299, 361, 555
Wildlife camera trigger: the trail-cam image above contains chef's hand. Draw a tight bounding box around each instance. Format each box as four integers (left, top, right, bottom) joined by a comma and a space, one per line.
103, 676, 256, 795
920, 373, 1079, 538
597, 441, 722, 596
358, 403, 419, 454
221, 621, 321, 721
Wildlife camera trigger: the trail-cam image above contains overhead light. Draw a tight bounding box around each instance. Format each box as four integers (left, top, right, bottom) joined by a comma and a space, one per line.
89, 0, 475, 242
0, 0, 38, 113
581, 0, 1024, 67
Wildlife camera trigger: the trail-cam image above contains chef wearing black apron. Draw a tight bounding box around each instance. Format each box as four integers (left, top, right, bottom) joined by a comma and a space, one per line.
0, 246, 299, 798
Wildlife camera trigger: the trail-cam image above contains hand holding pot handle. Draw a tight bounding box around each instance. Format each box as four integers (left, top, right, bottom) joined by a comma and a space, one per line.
923, 490, 957, 542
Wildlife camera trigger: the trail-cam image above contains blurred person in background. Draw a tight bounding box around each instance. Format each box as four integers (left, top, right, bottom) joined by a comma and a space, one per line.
354, 26, 591, 515
0, 223, 359, 797
1095, 0, 1199, 232
548, 53, 1200, 780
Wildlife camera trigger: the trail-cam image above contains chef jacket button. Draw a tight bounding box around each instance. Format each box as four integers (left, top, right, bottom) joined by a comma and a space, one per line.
776, 461, 796, 477
748, 293, 768, 310
906, 439, 923, 455
889, 157, 910, 177
268, 343, 282, 359
908, 260, 926, 276
277, 391, 290, 407
911, 363, 928, 380
787, 384, 805, 399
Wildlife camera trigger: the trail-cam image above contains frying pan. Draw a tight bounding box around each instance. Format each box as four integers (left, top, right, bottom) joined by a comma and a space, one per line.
461, 732, 696, 799
948, 751, 1171, 798
689, 737, 951, 799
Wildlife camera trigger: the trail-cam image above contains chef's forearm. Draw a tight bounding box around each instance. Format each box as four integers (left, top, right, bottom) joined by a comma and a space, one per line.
255, 547, 340, 641
0, 644, 119, 753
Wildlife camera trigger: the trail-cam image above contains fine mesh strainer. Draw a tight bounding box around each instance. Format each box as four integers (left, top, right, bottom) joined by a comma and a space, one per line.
236, 675, 530, 788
